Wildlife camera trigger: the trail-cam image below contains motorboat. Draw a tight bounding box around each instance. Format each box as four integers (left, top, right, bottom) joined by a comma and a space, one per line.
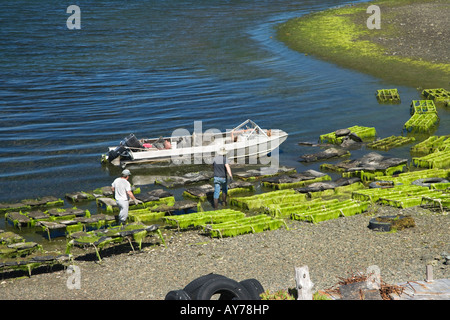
101, 119, 288, 167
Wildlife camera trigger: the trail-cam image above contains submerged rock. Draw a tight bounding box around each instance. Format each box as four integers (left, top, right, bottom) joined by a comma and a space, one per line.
136, 189, 173, 202
155, 171, 213, 188
234, 166, 296, 180
183, 181, 254, 200
261, 169, 331, 190
296, 177, 361, 193
299, 147, 350, 162
322, 152, 407, 173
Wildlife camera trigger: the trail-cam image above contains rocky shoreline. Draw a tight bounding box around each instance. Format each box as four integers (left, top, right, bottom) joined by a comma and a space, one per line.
1, 203, 448, 300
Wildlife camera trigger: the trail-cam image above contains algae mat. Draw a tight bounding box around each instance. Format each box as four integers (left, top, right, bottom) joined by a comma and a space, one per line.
277, 0, 450, 88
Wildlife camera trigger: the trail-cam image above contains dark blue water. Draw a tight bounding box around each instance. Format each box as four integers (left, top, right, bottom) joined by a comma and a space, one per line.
1, 0, 449, 204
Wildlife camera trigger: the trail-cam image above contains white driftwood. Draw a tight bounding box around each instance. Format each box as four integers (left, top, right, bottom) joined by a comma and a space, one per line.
295, 265, 314, 300
426, 265, 433, 283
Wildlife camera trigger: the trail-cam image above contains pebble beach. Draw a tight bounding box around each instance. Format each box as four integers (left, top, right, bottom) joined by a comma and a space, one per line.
1, 204, 448, 300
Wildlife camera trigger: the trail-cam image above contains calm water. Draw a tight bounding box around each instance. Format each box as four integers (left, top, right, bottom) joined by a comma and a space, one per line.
1, 0, 449, 206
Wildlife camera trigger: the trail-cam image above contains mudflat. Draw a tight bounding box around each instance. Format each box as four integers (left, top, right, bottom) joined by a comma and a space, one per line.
277, 0, 449, 88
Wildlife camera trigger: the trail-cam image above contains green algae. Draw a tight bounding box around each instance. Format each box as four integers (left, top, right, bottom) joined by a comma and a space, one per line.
0, 230, 24, 245
403, 113, 439, 133
230, 189, 307, 210
204, 215, 288, 238
291, 199, 369, 223
319, 126, 376, 144
375, 168, 450, 185
97, 195, 176, 214
182, 184, 255, 202
265, 198, 337, 218
411, 135, 450, 155
309, 182, 365, 199
412, 150, 450, 169
261, 174, 332, 190
410, 100, 437, 116
421, 193, 450, 212
276, 0, 450, 88
376, 89, 400, 103
422, 88, 450, 107
66, 223, 165, 262
128, 208, 166, 223
0, 242, 42, 259
347, 164, 406, 181
0, 253, 70, 277
164, 209, 246, 230
368, 135, 415, 151
352, 184, 446, 209
0, 203, 31, 214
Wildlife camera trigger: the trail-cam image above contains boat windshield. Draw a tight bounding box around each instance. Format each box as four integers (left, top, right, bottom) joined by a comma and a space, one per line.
230, 119, 268, 141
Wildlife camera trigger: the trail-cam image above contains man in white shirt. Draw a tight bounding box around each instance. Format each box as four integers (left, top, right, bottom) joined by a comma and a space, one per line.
111, 169, 140, 224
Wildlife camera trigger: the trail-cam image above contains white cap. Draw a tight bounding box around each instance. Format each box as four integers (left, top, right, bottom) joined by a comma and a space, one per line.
122, 169, 131, 176
217, 147, 227, 155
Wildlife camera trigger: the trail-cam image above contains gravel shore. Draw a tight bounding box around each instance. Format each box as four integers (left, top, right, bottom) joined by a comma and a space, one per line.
364, 1, 449, 64
1, 204, 448, 300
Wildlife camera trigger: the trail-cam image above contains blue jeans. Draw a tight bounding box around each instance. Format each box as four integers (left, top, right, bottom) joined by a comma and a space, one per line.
213, 177, 228, 199
116, 199, 129, 224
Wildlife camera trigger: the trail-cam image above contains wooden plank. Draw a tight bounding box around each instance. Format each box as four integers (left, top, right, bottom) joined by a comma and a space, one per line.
295, 265, 314, 300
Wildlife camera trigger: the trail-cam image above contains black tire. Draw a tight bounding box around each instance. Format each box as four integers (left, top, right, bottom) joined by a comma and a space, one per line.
195, 277, 252, 300
239, 279, 265, 300
164, 289, 191, 300
183, 273, 228, 298
368, 217, 392, 232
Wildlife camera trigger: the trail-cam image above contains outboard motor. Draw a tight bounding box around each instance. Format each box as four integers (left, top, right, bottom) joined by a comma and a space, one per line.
106, 134, 141, 162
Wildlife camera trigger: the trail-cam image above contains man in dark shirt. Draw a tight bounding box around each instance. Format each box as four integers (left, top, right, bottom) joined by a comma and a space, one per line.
213, 147, 233, 209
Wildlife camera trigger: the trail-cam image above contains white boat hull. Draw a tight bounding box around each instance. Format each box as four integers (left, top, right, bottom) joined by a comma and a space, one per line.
102, 120, 288, 167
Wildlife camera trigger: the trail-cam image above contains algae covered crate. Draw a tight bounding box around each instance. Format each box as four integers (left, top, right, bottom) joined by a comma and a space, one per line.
0, 196, 64, 214
128, 207, 167, 223
422, 88, 450, 106
367, 136, 415, 151
410, 135, 450, 155
412, 150, 450, 169
352, 184, 445, 209
409, 100, 437, 116
319, 125, 376, 144
376, 89, 400, 103
203, 214, 288, 238
66, 223, 165, 262
0, 230, 70, 277
163, 209, 246, 230
290, 199, 369, 223
374, 168, 450, 185
230, 189, 307, 210
403, 100, 439, 133
421, 193, 450, 213
403, 113, 439, 133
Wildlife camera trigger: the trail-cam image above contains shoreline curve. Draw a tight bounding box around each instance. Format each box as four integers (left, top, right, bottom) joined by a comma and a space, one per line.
276, 0, 449, 88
